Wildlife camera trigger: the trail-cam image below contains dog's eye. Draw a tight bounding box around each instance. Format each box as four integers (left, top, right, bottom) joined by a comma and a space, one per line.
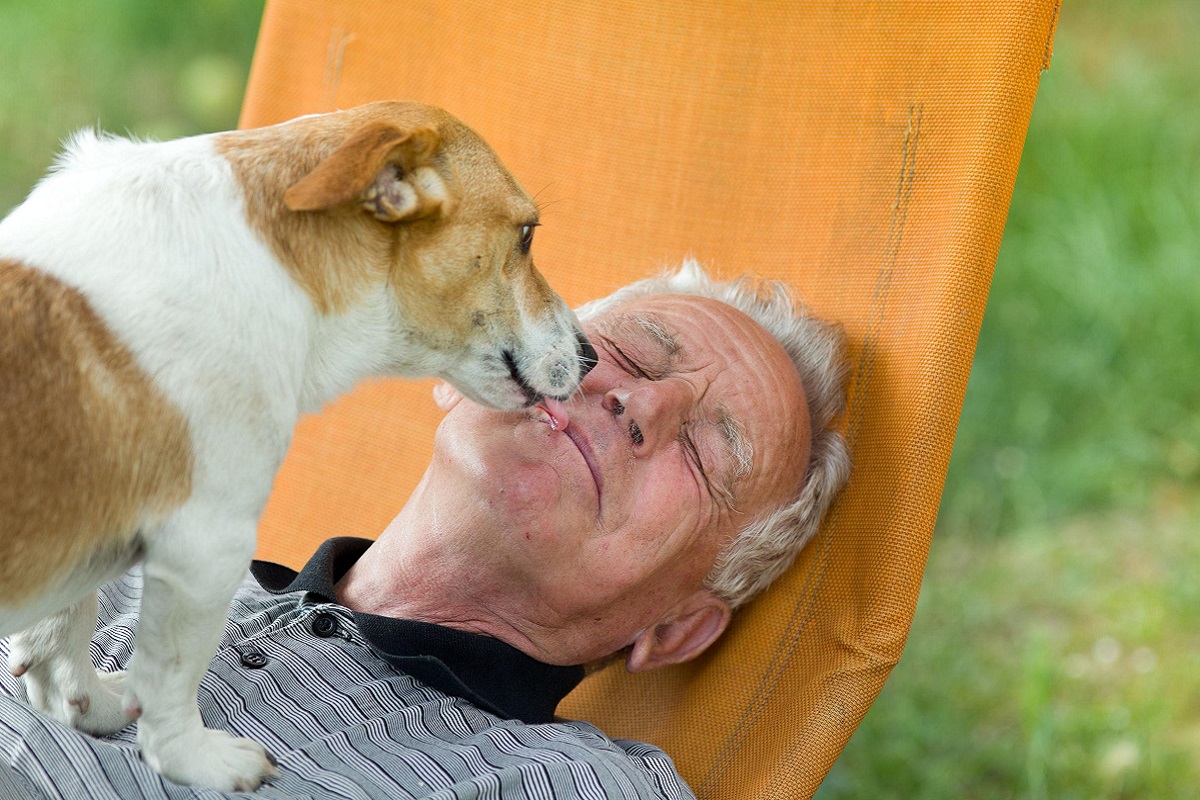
519, 223, 537, 254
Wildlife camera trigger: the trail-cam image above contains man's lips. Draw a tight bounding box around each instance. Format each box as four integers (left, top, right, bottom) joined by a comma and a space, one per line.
535, 399, 603, 503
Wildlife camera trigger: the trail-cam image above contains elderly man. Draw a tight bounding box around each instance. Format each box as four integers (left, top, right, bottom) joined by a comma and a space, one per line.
0, 262, 850, 799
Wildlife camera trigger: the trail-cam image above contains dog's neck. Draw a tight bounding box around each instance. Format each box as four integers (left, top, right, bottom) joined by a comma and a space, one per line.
296, 287, 412, 413
214, 128, 419, 413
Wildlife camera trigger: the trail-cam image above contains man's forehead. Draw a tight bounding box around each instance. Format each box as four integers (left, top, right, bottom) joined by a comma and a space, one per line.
595, 295, 774, 371
626, 313, 679, 354
593, 295, 782, 394
594, 294, 729, 349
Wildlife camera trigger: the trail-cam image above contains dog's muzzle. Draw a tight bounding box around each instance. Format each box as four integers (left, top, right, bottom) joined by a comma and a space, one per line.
576, 331, 598, 380
503, 332, 597, 405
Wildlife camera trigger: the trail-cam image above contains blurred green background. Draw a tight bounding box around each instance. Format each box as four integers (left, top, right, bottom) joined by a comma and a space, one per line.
1, 1, 1195, 797
0, 0, 262, 212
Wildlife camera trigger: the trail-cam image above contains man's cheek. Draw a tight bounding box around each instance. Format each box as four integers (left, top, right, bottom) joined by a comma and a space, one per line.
485, 462, 568, 524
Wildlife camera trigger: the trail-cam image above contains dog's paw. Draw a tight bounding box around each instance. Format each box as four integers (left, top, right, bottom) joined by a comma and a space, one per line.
144, 726, 279, 792
14, 657, 133, 735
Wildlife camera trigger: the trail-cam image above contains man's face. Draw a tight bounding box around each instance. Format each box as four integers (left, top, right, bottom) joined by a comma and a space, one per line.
430, 293, 811, 656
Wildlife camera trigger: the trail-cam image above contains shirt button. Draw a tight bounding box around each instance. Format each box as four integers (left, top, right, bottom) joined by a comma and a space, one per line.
240, 650, 269, 669
311, 612, 340, 638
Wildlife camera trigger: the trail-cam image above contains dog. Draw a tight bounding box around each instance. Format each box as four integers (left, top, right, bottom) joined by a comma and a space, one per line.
0, 100, 595, 791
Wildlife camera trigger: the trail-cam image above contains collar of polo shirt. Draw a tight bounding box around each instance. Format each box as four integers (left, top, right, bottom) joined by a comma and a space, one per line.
251, 538, 585, 724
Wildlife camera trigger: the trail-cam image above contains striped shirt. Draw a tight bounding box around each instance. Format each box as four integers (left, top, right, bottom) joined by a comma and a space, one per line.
0, 538, 695, 799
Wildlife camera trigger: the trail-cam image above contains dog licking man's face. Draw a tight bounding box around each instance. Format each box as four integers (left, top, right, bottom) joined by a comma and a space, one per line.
376, 168, 596, 409
0, 99, 596, 793
268, 102, 597, 408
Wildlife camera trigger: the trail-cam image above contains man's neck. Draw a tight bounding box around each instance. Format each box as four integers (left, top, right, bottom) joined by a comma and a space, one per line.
334, 471, 649, 668
332, 498, 566, 663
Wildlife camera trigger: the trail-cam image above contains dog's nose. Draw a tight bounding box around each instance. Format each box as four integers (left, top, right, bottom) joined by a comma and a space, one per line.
576, 331, 598, 379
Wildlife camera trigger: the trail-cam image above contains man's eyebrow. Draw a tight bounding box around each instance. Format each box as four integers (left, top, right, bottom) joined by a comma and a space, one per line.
716, 405, 754, 487
628, 313, 680, 360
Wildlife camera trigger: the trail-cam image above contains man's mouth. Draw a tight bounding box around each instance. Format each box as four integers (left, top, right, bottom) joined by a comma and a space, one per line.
534, 399, 602, 505
563, 426, 603, 505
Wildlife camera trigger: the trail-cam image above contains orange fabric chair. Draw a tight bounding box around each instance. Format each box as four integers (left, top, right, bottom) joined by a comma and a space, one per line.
240, 2, 1060, 797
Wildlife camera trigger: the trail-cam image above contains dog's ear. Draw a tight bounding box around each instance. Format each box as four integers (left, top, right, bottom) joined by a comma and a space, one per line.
283, 122, 452, 221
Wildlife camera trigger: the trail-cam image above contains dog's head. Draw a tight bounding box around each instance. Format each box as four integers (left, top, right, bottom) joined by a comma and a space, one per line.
226, 101, 594, 409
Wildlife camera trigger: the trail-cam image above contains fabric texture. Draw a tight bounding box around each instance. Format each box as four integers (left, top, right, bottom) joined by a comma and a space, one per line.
0, 553, 693, 799
239, 1, 1060, 796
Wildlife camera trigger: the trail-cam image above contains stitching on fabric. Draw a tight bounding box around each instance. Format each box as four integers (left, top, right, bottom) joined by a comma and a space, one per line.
699, 104, 923, 799
1042, 0, 1062, 71
323, 27, 355, 111
852, 104, 921, 450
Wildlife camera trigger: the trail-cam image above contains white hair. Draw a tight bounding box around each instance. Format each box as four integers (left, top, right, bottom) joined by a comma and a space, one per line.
577, 259, 852, 609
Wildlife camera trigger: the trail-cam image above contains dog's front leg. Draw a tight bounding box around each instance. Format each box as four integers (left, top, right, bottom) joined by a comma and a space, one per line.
126, 506, 277, 792
9, 593, 132, 734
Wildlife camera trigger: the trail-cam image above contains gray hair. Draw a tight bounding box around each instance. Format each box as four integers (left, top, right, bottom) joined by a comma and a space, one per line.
577, 259, 852, 609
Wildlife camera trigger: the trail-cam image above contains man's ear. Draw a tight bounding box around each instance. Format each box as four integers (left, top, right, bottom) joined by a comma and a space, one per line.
626, 591, 732, 673
284, 120, 453, 221
432, 381, 462, 411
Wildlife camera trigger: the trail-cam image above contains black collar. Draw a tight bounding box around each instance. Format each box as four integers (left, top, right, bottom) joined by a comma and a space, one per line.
250, 537, 584, 725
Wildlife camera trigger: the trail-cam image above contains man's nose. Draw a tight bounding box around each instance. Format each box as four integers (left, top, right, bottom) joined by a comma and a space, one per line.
605, 381, 688, 450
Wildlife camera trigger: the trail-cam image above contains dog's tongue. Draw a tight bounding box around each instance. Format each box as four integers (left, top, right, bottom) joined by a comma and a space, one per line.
536, 397, 570, 431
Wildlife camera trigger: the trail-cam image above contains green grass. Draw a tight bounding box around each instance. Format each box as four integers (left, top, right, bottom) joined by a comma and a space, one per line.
819, 500, 1200, 799
940, 0, 1200, 535
0, 0, 263, 213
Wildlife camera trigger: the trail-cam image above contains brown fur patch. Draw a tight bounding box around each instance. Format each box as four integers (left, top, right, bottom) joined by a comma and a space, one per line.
0, 260, 192, 601
218, 125, 391, 315
216, 103, 446, 315
216, 101, 539, 320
